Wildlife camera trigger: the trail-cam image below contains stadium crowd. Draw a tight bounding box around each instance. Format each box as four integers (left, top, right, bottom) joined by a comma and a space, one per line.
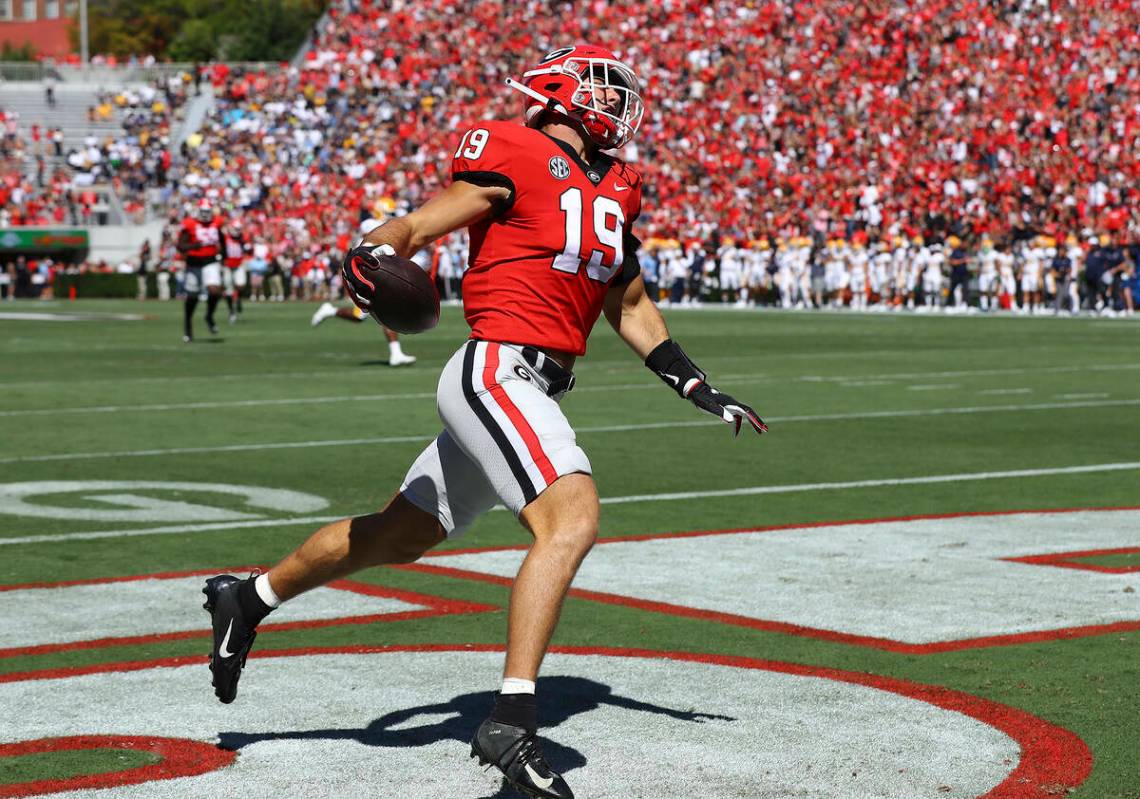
2, 0, 1139, 314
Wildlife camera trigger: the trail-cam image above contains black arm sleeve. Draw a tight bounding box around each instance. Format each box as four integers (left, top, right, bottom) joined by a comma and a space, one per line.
612, 230, 642, 285
452, 170, 516, 216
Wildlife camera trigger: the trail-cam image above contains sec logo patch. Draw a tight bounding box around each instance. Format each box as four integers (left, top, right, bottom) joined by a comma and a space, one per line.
548, 156, 571, 180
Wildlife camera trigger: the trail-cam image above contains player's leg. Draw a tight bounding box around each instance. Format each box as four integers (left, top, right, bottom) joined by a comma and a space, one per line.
264, 492, 445, 601
203, 492, 446, 704
221, 267, 236, 322
502, 473, 597, 683
202, 262, 223, 334
385, 325, 416, 366
438, 341, 587, 798
182, 266, 202, 342
202, 408, 499, 705
310, 302, 362, 327
232, 266, 246, 318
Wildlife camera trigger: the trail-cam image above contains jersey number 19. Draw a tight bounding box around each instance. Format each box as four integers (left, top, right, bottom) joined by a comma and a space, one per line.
552, 187, 624, 283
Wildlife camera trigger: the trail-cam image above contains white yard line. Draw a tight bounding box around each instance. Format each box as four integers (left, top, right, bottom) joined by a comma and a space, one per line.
0, 515, 344, 546
978, 388, 1033, 395
4, 398, 1139, 465
1055, 392, 1109, 400
5, 460, 1139, 546
594, 462, 1140, 506
4, 360, 1135, 418
5, 359, 1138, 393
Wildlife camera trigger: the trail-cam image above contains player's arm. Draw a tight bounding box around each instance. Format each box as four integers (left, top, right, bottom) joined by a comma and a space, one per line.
175, 226, 192, 254
341, 181, 506, 309
361, 181, 507, 259
604, 275, 767, 437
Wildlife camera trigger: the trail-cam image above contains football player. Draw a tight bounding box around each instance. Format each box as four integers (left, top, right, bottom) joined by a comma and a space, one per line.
310, 301, 417, 366
311, 215, 417, 366
176, 198, 225, 342
202, 45, 766, 799
221, 218, 248, 323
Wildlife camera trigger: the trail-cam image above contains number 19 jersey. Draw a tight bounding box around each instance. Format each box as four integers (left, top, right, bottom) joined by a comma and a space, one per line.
451, 120, 643, 356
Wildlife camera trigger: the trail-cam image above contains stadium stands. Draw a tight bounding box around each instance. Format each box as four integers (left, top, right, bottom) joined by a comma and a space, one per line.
1, 1, 1137, 310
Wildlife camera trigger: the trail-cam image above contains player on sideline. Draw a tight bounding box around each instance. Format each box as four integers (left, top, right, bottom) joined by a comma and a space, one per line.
201, 45, 766, 799
177, 198, 226, 342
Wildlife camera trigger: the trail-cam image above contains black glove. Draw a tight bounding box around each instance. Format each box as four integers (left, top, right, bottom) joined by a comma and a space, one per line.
645, 339, 768, 437
340, 242, 395, 311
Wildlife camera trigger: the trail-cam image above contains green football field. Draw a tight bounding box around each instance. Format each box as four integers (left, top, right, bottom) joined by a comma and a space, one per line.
1, 300, 1137, 798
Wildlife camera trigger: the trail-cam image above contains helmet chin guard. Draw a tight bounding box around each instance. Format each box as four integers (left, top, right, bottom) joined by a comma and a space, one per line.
507, 44, 644, 149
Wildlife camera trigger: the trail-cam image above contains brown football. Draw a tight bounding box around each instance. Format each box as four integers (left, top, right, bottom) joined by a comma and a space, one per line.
359, 252, 440, 334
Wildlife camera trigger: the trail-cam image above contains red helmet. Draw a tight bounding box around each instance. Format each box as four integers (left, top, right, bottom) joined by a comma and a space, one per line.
195, 198, 214, 222
508, 44, 644, 149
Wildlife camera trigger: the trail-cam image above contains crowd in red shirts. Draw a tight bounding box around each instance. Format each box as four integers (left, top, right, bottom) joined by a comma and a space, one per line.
4, 1, 1139, 270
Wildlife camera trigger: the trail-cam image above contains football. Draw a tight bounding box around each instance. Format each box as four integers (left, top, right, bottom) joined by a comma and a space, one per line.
358, 252, 440, 334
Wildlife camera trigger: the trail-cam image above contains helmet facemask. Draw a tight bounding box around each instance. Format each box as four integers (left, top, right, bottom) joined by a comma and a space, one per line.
519, 54, 644, 149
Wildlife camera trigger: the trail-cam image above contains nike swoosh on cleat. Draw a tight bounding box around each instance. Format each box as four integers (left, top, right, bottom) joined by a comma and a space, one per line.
524, 764, 554, 790
218, 619, 236, 658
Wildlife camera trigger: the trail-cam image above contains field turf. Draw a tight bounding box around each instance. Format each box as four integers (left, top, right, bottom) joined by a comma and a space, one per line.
0, 300, 1137, 798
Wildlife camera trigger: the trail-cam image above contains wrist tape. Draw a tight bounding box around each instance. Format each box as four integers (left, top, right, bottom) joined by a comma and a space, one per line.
645, 338, 706, 398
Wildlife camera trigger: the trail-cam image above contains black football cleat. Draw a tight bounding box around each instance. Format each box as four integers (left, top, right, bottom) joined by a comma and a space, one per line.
202, 575, 258, 704
206, 319, 219, 335
470, 718, 573, 799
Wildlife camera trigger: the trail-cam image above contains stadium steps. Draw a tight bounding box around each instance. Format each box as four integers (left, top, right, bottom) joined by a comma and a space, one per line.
1, 85, 126, 151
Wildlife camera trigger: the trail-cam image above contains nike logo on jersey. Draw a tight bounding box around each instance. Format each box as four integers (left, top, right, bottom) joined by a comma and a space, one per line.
524, 764, 555, 790
218, 620, 236, 658
613, 183, 629, 192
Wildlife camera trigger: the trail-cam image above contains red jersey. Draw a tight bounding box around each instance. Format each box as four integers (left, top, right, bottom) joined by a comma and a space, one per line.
180, 216, 224, 266
223, 232, 246, 268
452, 121, 643, 355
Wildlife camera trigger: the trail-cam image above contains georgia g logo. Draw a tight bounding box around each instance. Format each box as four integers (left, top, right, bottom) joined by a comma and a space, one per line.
548, 156, 571, 180
540, 46, 575, 64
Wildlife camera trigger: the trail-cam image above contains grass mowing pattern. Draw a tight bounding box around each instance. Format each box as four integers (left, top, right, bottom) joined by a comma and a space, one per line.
1, 300, 1138, 797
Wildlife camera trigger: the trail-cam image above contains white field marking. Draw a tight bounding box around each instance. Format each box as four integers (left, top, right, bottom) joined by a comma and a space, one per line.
0, 379, 696, 417
437, 510, 1140, 645
0, 481, 329, 523
5, 357, 1139, 393
979, 388, 1033, 395
839, 380, 892, 387
1056, 392, 1109, 400
906, 384, 958, 391
0, 311, 147, 322
791, 361, 1140, 384
4, 397, 1140, 466
1, 575, 424, 650
6, 353, 1130, 417
0, 515, 342, 546
5, 461, 1140, 546
0, 651, 1018, 799
591, 462, 1140, 507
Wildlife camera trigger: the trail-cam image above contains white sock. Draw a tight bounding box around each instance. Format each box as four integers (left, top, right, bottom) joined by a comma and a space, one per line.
500, 677, 536, 695
255, 573, 281, 608
389, 340, 404, 359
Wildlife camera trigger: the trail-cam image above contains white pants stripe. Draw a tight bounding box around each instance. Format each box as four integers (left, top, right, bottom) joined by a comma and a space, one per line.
400, 341, 591, 536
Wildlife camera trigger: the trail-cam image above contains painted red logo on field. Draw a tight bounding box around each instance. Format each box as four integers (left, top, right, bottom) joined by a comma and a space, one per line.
0, 735, 234, 798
